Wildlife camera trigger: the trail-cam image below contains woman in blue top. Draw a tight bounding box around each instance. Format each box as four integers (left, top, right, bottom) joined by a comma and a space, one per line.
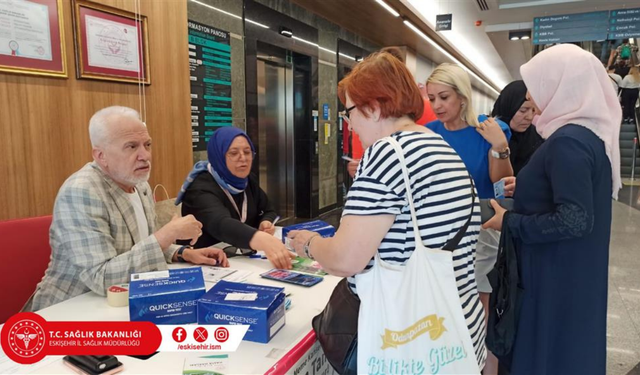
426, 63, 513, 375
426, 63, 513, 198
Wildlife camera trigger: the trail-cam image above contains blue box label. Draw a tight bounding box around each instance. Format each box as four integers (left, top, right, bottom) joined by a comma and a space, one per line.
129, 267, 205, 325
198, 281, 286, 343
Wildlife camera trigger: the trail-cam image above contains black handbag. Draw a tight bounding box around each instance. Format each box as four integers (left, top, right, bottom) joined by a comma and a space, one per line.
486, 211, 524, 360
311, 278, 360, 374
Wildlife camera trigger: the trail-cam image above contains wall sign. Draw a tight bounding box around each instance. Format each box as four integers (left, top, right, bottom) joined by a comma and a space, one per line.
436, 14, 452, 31
188, 20, 232, 151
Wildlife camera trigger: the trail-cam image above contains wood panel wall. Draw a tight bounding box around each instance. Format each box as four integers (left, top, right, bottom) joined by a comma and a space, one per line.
0, 0, 192, 221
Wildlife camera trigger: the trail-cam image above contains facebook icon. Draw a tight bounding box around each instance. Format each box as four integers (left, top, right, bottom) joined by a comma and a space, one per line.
172, 327, 186, 343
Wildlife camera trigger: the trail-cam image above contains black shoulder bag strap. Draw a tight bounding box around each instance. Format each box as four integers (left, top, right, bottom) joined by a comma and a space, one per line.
442, 176, 477, 251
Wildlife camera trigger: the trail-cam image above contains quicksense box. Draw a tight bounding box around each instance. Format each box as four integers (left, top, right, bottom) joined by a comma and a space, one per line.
282, 220, 335, 248
197, 280, 286, 343
129, 267, 205, 324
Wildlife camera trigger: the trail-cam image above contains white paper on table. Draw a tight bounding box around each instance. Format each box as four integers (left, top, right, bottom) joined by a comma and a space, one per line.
0, 354, 60, 374
183, 354, 228, 375
201, 267, 252, 283
201, 266, 237, 282
223, 269, 252, 283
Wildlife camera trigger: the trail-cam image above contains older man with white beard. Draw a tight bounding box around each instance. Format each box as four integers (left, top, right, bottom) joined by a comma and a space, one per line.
28, 106, 228, 311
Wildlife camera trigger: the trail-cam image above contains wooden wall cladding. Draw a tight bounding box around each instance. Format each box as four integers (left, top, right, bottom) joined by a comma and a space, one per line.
0, 0, 192, 221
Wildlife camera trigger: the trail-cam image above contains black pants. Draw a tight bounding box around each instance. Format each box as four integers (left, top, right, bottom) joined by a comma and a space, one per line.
621, 88, 639, 120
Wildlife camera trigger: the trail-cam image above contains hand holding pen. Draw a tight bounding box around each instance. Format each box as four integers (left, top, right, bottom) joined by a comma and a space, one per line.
259, 215, 279, 236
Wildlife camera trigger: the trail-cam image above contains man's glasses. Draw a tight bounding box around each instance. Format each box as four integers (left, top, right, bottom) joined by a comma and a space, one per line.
223, 245, 256, 258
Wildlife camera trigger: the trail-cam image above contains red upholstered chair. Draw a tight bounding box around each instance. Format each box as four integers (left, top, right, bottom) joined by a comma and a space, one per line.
0, 215, 52, 323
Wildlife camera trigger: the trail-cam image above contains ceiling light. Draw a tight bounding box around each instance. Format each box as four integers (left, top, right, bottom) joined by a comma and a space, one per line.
319, 46, 334, 54
509, 30, 531, 41
293, 36, 341, 57
403, 20, 499, 95
279, 27, 293, 38
339, 52, 356, 61
375, 0, 400, 17
355, 55, 363, 62
499, 0, 582, 10
246, 19, 269, 29
190, 0, 269, 29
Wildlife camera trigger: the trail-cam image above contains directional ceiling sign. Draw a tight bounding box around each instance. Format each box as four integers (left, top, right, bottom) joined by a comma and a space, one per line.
533, 11, 609, 45
609, 8, 640, 39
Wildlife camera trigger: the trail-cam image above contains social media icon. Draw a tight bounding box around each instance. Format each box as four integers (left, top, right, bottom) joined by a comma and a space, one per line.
172, 327, 186, 343
194, 327, 208, 343
214, 327, 229, 343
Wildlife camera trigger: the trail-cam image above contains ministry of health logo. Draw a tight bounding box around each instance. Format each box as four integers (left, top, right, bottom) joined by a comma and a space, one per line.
7, 319, 45, 358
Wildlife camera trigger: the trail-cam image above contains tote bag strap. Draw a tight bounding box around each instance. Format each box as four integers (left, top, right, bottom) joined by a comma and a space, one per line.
385, 136, 475, 252
152, 184, 171, 203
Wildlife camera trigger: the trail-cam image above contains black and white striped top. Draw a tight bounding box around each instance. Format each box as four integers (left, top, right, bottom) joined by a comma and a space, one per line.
343, 131, 486, 367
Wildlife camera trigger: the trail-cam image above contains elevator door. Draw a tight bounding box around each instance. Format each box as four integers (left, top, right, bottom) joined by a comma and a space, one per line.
257, 52, 295, 221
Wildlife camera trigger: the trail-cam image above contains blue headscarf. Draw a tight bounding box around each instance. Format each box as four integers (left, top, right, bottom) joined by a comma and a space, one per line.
207, 127, 255, 194
175, 127, 255, 205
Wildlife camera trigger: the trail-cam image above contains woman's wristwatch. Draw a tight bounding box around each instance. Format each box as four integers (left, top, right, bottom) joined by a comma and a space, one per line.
490, 146, 510, 159
303, 234, 319, 259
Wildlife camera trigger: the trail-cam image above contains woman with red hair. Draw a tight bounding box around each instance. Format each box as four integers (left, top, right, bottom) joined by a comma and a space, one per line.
345, 48, 437, 178
288, 51, 486, 373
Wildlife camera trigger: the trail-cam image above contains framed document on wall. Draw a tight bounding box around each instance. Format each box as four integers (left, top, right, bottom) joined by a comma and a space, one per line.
0, 0, 67, 78
72, 0, 150, 84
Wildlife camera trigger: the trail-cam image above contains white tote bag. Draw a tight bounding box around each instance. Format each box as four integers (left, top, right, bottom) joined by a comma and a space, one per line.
355, 137, 481, 375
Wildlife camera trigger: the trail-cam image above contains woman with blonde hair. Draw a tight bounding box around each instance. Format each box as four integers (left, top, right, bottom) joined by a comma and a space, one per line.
620, 65, 640, 123
426, 63, 513, 374
426, 63, 513, 195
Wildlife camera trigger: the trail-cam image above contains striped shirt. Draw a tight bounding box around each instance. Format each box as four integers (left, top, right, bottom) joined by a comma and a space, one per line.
343, 131, 486, 367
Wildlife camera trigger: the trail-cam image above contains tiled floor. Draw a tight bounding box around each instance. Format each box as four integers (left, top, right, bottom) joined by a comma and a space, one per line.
618, 185, 640, 212
317, 200, 640, 374
609, 200, 640, 375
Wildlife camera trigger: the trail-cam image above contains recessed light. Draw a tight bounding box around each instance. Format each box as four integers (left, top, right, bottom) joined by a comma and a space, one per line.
279, 27, 293, 38
375, 0, 400, 17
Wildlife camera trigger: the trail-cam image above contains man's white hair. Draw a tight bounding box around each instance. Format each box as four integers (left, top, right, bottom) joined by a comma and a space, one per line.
89, 106, 142, 147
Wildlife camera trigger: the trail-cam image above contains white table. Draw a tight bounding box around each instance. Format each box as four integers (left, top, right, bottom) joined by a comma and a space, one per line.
2, 253, 340, 375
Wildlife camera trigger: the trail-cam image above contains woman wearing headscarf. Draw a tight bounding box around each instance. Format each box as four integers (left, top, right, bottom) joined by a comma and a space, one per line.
491, 80, 543, 176
176, 127, 295, 269
484, 44, 621, 374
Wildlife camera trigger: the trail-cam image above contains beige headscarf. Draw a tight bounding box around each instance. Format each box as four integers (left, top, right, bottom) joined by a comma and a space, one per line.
520, 44, 622, 199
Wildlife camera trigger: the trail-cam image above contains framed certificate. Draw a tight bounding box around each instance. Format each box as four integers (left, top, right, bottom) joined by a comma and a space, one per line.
72, 0, 150, 84
0, 0, 67, 78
